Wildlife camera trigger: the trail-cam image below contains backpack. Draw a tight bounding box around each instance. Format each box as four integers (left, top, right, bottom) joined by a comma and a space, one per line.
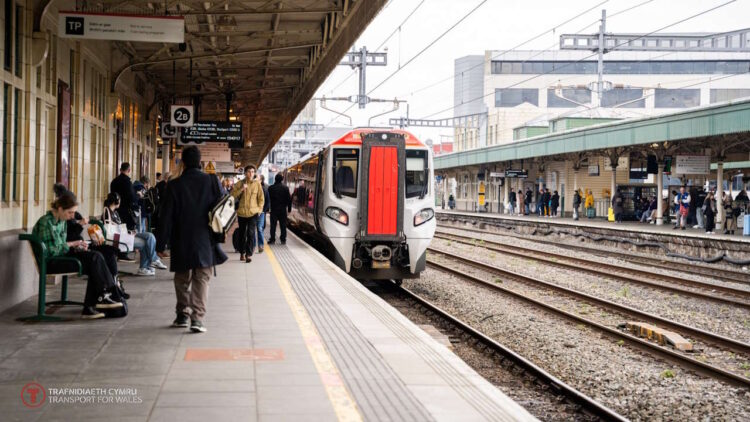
210, 194, 237, 235
144, 188, 158, 215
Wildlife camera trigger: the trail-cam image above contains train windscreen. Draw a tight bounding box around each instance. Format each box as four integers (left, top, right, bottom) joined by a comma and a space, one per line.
333, 149, 359, 198
405, 150, 428, 198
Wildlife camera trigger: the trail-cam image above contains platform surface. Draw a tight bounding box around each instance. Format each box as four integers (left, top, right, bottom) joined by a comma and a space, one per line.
0, 231, 533, 421
438, 209, 750, 243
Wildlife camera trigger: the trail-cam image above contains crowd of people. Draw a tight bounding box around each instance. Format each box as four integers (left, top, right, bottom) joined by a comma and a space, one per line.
31, 146, 294, 330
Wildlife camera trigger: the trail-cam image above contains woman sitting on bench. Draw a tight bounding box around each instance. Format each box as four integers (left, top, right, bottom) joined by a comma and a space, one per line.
32, 191, 124, 319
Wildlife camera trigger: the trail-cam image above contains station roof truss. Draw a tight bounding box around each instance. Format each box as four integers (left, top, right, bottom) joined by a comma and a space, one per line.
435, 98, 750, 171
96, 0, 387, 165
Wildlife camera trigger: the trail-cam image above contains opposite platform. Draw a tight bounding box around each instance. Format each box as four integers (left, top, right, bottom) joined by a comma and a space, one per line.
0, 230, 534, 421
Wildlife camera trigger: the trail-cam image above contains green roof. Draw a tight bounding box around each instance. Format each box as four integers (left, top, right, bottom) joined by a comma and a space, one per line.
436, 98, 750, 170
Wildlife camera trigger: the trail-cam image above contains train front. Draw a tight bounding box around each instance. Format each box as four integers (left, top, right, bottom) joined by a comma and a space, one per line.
327, 130, 435, 281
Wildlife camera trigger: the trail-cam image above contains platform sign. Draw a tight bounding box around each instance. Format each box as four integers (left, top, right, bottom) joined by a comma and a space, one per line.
171, 105, 194, 127
588, 164, 600, 176
180, 121, 243, 149
674, 155, 710, 175
59, 12, 185, 43
160, 123, 177, 139
504, 169, 528, 178
489, 172, 503, 178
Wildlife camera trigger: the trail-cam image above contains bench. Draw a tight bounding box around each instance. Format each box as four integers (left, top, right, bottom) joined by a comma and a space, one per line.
18, 233, 83, 322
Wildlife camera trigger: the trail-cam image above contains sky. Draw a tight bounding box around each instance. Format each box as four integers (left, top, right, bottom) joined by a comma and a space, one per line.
309, 0, 749, 143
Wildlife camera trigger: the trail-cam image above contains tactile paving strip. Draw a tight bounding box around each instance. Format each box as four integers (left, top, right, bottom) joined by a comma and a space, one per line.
275, 239, 521, 422
273, 245, 434, 422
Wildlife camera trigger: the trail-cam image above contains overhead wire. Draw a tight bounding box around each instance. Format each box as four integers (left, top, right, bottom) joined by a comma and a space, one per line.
417, 0, 739, 120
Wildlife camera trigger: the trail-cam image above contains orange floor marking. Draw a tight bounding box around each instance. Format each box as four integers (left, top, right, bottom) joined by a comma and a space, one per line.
184, 348, 285, 361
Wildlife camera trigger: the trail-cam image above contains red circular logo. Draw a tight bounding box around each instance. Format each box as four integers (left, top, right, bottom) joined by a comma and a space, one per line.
21, 382, 46, 408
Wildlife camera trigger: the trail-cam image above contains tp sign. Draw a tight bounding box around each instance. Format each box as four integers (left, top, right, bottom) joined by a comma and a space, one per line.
59, 12, 184, 43
171, 105, 194, 127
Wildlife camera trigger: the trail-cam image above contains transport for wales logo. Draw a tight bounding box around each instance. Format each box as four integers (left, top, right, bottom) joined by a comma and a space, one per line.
21, 383, 143, 408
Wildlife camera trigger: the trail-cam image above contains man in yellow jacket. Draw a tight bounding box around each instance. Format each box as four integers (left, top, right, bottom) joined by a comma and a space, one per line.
231, 165, 265, 262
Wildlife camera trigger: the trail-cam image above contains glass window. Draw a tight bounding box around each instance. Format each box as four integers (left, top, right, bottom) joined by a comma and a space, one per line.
602, 88, 645, 108
405, 150, 428, 198
654, 89, 701, 108
547, 88, 591, 108
14, 4, 21, 77
4, 0, 11, 70
710, 89, 750, 103
13, 87, 19, 200
332, 149, 358, 198
501, 62, 512, 74
495, 88, 538, 107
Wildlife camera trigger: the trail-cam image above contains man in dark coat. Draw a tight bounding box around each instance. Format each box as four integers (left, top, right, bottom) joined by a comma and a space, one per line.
268, 173, 292, 244
110, 162, 139, 230
156, 146, 225, 333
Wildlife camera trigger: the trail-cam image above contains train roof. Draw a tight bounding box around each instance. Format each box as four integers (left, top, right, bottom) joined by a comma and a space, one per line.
330, 129, 427, 147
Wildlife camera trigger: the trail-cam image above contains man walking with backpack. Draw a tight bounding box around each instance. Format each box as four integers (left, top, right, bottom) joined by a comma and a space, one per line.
268, 173, 292, 244
156, 146, 225, 333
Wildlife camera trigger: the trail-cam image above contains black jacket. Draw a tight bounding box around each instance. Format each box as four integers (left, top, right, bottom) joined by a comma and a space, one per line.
110, 173, 138, 230
524, 191, 532, 205
262, 183, 270, 213
156, 168, 225, 272
268, 182, 292, 216
550, 193, 560, 209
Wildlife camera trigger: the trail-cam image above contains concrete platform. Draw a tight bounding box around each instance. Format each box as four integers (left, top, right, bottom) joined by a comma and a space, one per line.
0, 231, 534, 421
437, 209, 750, 263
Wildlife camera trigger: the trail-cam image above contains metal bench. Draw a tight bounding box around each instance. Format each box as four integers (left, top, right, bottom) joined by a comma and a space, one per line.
18, 233, 83, 322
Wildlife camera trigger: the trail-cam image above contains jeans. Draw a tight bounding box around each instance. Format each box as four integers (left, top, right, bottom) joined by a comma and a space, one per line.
695, 208, 704, 228
237, 215, 258, 255
256, 213, 266, 247
573, 206, 579, 220
524, 204, 530, 215
134, 232, 157, 269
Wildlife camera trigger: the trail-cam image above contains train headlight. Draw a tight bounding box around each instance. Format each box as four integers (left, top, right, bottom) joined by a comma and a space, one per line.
413, 208, 434, 226
325, 207, 349, 225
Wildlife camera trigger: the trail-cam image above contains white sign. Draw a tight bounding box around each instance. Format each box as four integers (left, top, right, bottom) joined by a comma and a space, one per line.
674, 155, 710, 175
171, 105, 194, 127
489, 172, 503, 178
58, 12, 185, 43
197, 142, 231, 162
214, 162, 237, 174
160, 123, 177, 139
604, 156, 629, 171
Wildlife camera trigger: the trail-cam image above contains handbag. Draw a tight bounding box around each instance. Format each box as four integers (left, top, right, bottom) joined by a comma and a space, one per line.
210, 194, 238, 235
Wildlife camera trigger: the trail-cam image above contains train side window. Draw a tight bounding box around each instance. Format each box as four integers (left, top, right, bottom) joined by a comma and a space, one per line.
333, 149, 358, 198
405, 150, 428, 198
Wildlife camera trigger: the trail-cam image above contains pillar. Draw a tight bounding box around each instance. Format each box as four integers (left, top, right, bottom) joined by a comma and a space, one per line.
161, 143, 170, 174
610, 165, 617, 200
656, 163, 664, 225
716, 161, 724, 224
503, 178, 509, 214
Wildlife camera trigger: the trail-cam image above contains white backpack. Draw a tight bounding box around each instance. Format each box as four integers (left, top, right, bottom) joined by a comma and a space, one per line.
209, 194, 237, 234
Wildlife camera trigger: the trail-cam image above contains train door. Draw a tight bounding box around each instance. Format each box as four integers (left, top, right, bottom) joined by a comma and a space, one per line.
359, 132, 405, 240
313, 151, 326, 232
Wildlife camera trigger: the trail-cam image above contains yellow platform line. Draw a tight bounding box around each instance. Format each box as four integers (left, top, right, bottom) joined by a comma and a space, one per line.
265, 246, 363, 422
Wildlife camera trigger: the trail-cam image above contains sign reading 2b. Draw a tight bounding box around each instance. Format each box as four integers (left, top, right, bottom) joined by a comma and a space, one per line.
171, 105, 194, 127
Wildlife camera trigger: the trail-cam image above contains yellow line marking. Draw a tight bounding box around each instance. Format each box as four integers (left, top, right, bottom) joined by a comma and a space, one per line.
265, 246, 363, 422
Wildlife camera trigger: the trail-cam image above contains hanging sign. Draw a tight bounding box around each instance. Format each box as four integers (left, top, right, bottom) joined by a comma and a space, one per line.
489, 172, 504, 178
171, 105, 194, 127
674, 155, 710, 175
197, 142, 231, 162
504, 169, 528, 178
160, 123, 177, 139
58, 12, 185, 43
180, 121, 243, 148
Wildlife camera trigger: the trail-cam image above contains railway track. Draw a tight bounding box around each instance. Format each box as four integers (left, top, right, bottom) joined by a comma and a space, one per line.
425, 250, 750, 389
388, 284, 628, 421
437, 223, 750, 286
433, 231, 750, 309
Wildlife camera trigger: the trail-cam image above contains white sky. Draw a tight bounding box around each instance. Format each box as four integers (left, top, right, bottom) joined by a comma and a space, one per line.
310, 0, 750, 143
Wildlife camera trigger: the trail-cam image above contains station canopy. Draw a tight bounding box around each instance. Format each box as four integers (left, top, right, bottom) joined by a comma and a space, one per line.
94, 0, 386, 165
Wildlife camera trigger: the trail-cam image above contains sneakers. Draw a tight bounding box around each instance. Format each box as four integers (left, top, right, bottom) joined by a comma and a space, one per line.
172, 313, 190, 328
95, 293, 124, 309
136, 267, 155, 276
190, 320, 207, 333
151, 259, 168, 270
258, 246, 264, 253
82, 306, 105, 319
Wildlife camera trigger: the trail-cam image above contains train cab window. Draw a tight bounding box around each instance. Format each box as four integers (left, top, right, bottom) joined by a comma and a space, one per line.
405, 150, 428, 198
333, 149, 358, 198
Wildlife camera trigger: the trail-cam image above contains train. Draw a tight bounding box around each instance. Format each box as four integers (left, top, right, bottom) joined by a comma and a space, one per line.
284, 129, 436, 281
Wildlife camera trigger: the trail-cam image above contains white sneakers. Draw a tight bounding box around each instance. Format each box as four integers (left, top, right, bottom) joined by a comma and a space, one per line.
151, 259, 168, 270
136, 267, 155, 276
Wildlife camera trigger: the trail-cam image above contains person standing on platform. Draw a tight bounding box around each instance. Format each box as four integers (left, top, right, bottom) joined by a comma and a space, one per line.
572, 189, 581, 220
673, 186, 691, 230
268, 173, 292, 245
704, 190, 717, 234
550, 191, 560, 217
508, 189, 516, 215
612, 189, 624, 223
542, 189, 551, 217
524, 188, 532, 215
157, 146, 226, 333
110, 163, 139, 232
256, 175, 270, 253
231, 165, 265, 263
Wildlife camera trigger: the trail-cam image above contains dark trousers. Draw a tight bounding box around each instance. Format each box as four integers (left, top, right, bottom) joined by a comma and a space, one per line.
269, 213, 287, 242
237, 215, 258, 255
90, 244, 118, 276
47, 250, 116, 307
706, 211, 715, 232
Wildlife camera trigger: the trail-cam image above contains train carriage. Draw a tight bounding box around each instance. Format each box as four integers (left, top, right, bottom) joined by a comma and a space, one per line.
284, 129, 435, 281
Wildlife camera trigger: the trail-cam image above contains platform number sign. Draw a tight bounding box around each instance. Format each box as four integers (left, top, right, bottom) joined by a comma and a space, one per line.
170, 105, 194, 127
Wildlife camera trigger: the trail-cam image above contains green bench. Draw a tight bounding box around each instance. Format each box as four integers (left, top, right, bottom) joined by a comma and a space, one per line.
18, 233, 83, 322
